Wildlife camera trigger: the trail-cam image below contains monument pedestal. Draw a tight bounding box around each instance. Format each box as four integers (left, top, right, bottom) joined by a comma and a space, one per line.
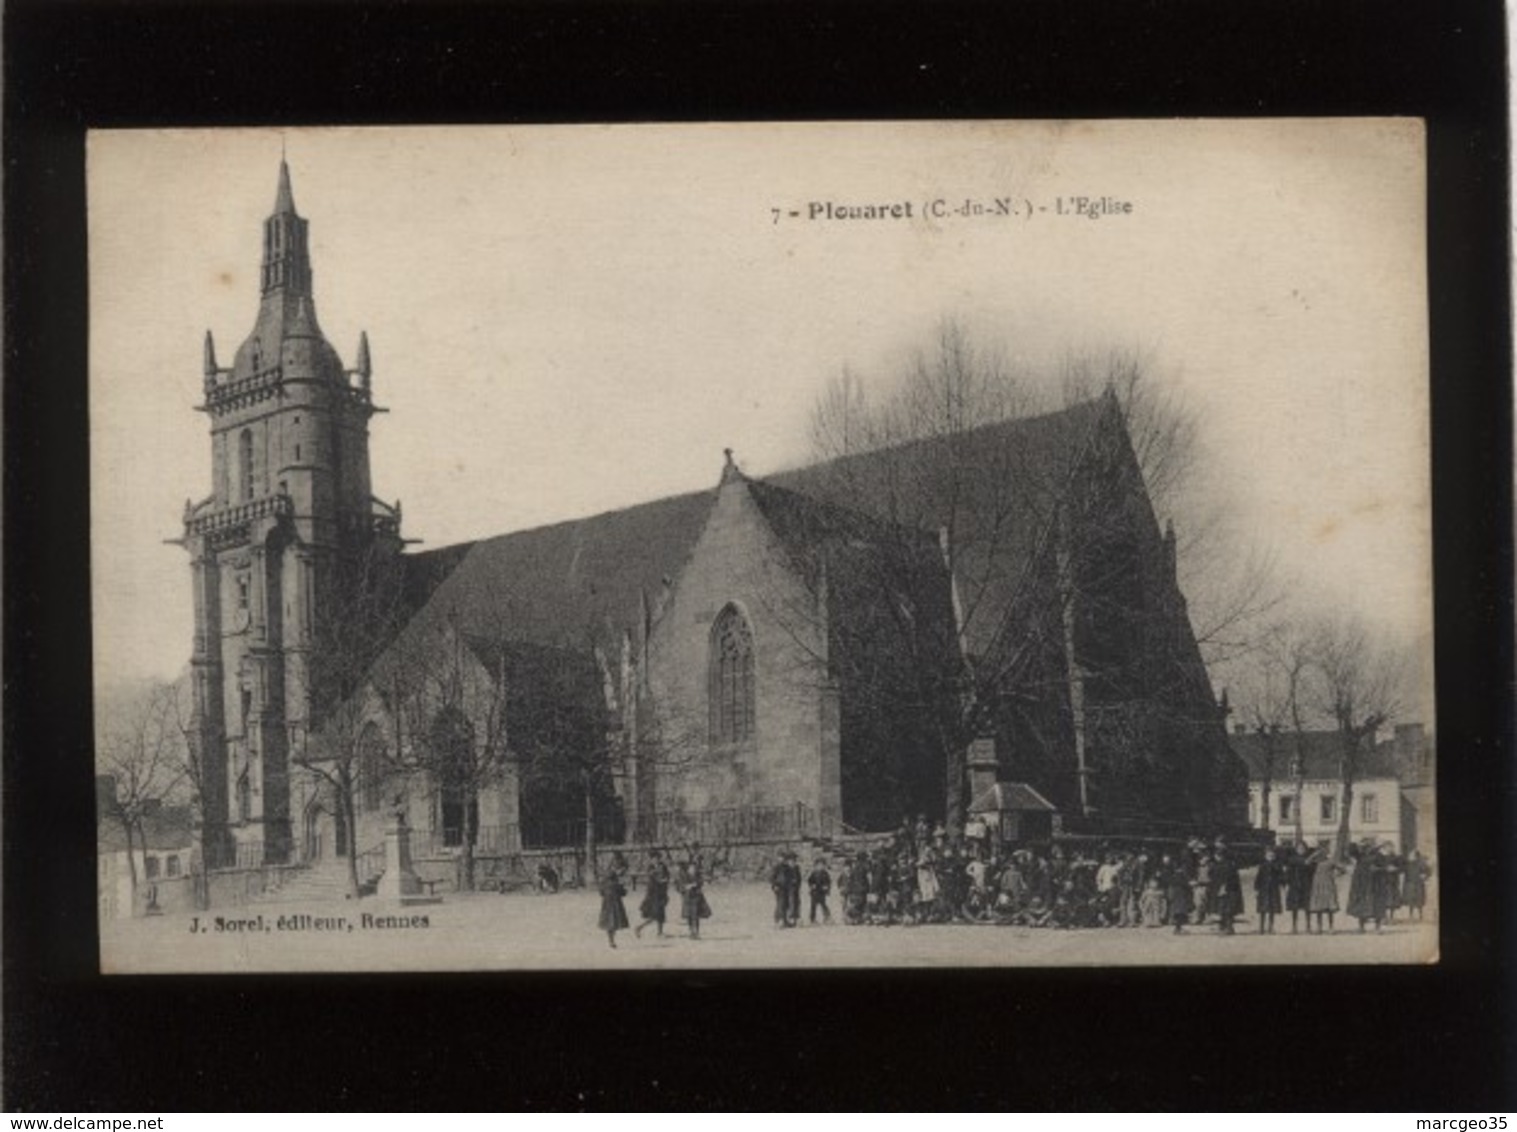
375, 819, 439, 905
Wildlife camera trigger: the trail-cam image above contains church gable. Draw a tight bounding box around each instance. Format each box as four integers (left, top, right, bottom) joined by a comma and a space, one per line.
642, 465, 840, 823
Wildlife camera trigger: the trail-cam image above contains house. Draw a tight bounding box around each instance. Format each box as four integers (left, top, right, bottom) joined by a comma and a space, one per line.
1228, 725, 1408, 852
1382, 722, 1436, 858
96, 775, 197, 919
179, 161, 1250, 874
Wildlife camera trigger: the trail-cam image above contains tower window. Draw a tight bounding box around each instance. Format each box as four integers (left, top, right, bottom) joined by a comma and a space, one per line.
239, 429, 254, 502
295, 444, 301, 462
710, 604, 756, 745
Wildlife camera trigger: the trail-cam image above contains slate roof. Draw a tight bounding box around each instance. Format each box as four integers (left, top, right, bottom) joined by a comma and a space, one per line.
1229, 729, 1401, 783
396, 490, 715, 653
771, 397, 1112, 658
390, 398, 1111, 659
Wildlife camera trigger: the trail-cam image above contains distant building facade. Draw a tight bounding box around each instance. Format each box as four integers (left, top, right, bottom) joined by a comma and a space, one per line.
96, 775, 196, 920
182, 164, 1249, 871
1229, 725, 1414, 852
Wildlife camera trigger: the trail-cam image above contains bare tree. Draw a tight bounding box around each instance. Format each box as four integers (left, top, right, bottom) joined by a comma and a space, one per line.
291, 544, 406, 898
1233, 619, 1315, 840
1059, 345, 1283, 671
1307, 615, 1406, 860
494, 631, 705, 881
386, 612, 514, 892
96, 682, 190, 907
794, 321, 1250, 833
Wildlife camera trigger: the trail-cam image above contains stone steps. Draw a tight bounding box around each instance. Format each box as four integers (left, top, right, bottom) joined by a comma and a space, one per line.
254, 862, 356, 904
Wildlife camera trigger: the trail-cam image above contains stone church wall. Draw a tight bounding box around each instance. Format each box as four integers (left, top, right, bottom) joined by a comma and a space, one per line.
644, 476, 841, 825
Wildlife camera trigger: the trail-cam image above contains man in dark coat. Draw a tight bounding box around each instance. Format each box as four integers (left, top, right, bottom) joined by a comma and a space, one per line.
1402, 849, 1431, 919
1212, 840, 1243, 935
770, 853, 793, 927
1162, 852, 1193, 934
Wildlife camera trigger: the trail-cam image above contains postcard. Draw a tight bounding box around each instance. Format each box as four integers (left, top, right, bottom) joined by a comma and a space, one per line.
89, 121, 1435, 971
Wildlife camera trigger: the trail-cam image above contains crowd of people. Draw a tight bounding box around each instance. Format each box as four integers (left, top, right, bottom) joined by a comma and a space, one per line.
794, 819, 1435, 937
589, 819, 1433, 947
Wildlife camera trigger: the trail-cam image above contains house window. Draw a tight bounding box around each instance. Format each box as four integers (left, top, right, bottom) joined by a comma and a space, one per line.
710, 604, 755, 745
1360, 793, 1379, 824
1320, 795, 1337, 823
166, 855, 181, 878
1278, 795, 1295, 822
144, 856, 161, 881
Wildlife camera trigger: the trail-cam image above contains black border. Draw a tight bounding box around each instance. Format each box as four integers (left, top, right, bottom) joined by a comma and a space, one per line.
5, 0, 1512, 1111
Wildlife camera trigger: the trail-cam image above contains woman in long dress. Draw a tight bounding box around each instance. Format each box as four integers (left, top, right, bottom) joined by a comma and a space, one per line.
1308, 844, 1342, 934
634, 849, 671, 938
1345, 842, 1379, 931
598, 851, 631, 949
915, 845, 940, 924
679, 846, 712, 939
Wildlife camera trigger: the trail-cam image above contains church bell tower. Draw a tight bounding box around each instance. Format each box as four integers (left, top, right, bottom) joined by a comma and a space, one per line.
183, 161, 402, 866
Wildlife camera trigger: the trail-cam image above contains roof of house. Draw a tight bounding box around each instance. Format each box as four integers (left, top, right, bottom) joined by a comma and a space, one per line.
97, 803, 195, 855
967, 781, 1060, 814
1229, 729, 1402, 783
393, 398, 1112, 659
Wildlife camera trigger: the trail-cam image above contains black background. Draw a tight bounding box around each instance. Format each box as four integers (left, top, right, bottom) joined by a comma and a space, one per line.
4, 0, 1512, 1111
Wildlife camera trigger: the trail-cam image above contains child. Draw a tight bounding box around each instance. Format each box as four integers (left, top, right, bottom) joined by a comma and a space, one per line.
1139, 875, 1168, 927
807, 857, 833, 924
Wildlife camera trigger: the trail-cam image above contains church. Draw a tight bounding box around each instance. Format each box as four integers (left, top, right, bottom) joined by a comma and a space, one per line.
182, 162, 1248, 875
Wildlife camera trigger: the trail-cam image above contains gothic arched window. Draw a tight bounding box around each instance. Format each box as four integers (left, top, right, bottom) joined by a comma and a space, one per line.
239, 429, 255, 502
710, 605, 756, 745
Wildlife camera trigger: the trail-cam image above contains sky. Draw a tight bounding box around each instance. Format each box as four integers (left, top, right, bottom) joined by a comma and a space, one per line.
88, 121, 1433, 717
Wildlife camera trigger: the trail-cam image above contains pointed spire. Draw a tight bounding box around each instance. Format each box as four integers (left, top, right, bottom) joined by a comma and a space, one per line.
355, 331, 371, 380
273, 158, 296, 215
203, 329, 218, 378
261, 158, 312, 297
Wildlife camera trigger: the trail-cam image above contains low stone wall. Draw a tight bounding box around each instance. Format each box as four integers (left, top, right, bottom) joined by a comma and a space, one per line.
416, 832, 898, 893
207, 863, 304, 907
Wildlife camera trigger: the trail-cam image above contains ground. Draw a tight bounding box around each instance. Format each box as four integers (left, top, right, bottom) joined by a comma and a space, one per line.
100, 875, 1439, 973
